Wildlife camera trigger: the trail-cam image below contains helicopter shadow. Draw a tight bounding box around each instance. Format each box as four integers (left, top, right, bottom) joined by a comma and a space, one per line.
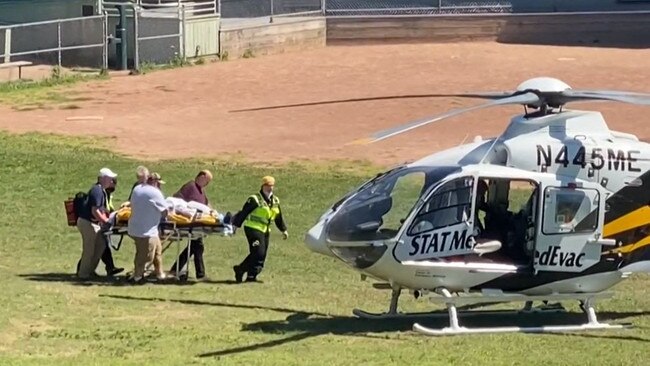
95, 293, 650, 357
199, 308, 650, 357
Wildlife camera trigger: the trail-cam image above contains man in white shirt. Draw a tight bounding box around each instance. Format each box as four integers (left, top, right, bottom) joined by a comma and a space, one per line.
128, 180, 170, 283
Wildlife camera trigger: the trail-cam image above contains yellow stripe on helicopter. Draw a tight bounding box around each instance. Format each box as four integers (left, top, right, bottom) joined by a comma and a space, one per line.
603, 206, 650, 238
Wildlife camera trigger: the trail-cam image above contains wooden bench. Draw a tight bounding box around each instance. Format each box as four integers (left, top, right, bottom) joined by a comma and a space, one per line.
0, 61, 33, 79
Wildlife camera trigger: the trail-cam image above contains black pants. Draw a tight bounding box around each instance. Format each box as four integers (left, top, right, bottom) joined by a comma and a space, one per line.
238, 227, 270, 278
170, 238, 205, 278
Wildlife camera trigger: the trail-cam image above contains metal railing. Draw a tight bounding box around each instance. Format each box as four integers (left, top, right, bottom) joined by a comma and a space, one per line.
100, 0, 219, 19
0, 15, 108, 69
102, 2, 187, 70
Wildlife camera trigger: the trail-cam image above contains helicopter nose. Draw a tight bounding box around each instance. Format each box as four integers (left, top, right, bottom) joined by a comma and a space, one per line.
304, 219, 335, 257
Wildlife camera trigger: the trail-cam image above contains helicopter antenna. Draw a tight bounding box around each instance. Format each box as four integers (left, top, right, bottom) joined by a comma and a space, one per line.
478, 133, 502, 165
458, 134, 469, 146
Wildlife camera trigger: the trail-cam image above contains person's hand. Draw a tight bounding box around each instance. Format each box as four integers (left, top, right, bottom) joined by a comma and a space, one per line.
282, 231, 289, 240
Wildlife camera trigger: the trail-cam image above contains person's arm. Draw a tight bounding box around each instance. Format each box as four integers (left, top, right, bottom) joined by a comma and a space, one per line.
174, 182, 192, 200
275, 206, 289, 239
274, 207, 287, 232
150, 190, 171, 218
232, 197, 258, 228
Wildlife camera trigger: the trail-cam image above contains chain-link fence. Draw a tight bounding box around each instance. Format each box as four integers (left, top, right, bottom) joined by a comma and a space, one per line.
219, 0, 324, 18
0, 15, 107, 69
324, 0, 512, 15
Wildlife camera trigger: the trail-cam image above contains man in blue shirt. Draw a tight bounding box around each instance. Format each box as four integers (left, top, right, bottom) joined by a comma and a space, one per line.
76, 168, 118, 280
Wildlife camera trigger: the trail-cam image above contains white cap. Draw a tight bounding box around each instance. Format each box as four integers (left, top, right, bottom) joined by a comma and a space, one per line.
99, 167, 118, 178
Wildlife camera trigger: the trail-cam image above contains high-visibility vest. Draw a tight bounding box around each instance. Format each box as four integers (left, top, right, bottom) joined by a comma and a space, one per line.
107, 193, 114, 212
243, 193, 280, 233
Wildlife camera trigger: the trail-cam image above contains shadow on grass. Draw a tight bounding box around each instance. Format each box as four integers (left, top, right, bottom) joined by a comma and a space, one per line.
96, 294, 650, 358
18, 272, 269, 287
18, 272, 200, 287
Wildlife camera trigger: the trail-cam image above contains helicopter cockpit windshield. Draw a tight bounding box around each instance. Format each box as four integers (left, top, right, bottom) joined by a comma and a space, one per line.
326, 165, 462, 242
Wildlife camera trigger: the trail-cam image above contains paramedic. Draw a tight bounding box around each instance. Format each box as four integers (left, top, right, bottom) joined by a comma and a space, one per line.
76, 168, 118, 280
128, 178, 170, 283
232, 176, 288, 283
168, 170, 213, 279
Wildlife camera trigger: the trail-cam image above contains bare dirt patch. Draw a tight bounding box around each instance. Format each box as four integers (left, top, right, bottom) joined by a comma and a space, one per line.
0, 42, 649, 166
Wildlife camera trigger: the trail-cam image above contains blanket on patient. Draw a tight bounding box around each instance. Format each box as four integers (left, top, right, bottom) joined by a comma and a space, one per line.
109, 197, 233, 235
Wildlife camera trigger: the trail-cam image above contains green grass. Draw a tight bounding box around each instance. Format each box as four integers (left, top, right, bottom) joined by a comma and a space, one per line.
0, 132, 649, 365
0, 70, 107, 110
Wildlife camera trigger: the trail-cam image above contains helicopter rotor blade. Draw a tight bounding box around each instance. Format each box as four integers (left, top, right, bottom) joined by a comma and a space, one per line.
229, 92, 516, 112
348, 92, 541, 145
560, 90, 650, 105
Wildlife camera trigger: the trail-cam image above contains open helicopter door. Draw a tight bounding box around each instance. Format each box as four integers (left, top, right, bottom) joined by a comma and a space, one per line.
533, 179, 611, 274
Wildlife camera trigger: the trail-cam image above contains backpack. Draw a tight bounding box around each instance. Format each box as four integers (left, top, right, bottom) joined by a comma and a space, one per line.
73, 191, 89, 216
64, 191, 89, 226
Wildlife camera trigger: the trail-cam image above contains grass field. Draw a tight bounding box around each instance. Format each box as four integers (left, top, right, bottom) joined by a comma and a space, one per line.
1, 132, 650, 365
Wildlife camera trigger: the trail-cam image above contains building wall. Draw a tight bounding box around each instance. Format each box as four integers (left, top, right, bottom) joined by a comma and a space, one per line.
219, 17, 326, 59
327, 12, 650, 48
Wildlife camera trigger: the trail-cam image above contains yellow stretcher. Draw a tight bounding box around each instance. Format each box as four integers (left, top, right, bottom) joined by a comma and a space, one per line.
103, 207, 233, 281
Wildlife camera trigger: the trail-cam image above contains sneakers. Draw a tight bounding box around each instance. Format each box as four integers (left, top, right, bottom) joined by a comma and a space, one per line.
245, 276, 257, 282
233, 265, 244, 283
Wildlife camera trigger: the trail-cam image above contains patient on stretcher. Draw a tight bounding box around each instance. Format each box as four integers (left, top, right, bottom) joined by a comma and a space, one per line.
110, 196, 233, 234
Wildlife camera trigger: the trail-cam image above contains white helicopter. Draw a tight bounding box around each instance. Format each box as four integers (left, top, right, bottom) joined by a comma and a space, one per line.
295, 77, 650, 335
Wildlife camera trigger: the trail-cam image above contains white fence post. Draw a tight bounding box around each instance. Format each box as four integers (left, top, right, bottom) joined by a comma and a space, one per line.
181, 4, 186, 60
134, 6, 140, 70
102, 11, 108, 70
3, 29, 10, 63
270, 0, 274, 23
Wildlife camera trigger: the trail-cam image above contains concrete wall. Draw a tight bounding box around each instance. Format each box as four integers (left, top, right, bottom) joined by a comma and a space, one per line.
326, 12, 650, 48
509, 0, 650, 13
219, 17, 326, 59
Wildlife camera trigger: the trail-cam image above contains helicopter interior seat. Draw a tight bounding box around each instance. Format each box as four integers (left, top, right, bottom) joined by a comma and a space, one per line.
501, 188, 538, 265
338, 195, 394, 241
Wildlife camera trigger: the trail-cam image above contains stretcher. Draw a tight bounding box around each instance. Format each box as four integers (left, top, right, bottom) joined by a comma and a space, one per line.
103, 206, 234, 281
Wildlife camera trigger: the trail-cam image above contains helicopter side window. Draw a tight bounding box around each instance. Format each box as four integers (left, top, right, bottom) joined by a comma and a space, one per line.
542, 187, 599, 235
408, 177, 474, 236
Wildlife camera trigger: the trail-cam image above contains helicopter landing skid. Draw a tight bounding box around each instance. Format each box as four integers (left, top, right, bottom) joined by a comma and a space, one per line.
352, 288, 566, 320
411, 289, 630, 336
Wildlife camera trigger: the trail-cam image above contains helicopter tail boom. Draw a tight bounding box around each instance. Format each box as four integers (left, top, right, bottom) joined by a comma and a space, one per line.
602, 169, 650, 265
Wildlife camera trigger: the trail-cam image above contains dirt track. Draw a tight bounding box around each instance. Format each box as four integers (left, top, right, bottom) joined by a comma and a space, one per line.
1, 42, 649, 166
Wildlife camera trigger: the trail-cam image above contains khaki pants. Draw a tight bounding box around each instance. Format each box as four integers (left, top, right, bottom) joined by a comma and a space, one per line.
131, 236, 163, 279
76, 217, 105, 279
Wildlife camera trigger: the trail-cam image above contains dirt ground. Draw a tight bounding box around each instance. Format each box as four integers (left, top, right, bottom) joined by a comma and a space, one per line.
1, 42, 649, 167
